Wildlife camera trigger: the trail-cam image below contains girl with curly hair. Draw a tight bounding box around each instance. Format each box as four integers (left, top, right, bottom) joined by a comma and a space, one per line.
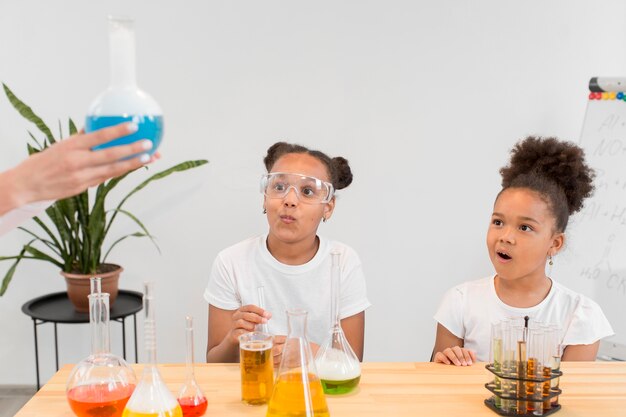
432, 136, 614, 365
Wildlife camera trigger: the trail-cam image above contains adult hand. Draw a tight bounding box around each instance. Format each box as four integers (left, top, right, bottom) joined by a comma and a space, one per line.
1, 122, 158, 214
433, 346, 476, 366
226, 304, 271, 347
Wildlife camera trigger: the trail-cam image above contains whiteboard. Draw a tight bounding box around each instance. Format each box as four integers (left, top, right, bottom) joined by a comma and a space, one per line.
553, 96, 626, 346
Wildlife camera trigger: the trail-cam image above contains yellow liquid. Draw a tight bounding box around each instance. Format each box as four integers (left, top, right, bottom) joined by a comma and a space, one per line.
267, 372, 329, 417
240, 342, 274, 405
122, 406, 182, 417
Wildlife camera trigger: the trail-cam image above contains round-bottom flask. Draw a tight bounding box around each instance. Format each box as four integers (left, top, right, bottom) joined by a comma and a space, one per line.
315, 251, 361, 394
86, 16, 163, 155
66, 292, 136, 417
266, 309, 329, 417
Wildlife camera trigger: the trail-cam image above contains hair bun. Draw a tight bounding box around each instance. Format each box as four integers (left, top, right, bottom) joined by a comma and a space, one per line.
331, 156, 353, 190
500, 136, 595, 215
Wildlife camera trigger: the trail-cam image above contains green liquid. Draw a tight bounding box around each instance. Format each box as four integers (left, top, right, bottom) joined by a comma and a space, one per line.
320, 375, 360, 394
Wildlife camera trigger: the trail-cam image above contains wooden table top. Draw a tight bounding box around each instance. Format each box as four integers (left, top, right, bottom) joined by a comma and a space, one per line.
14, 362, 626, 417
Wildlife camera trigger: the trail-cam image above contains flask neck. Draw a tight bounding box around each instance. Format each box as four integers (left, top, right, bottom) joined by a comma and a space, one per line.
89, 293, 111, 355
287, 310, 309, 339
108, 17, 137, 88
143, 282, 157, 365
185, 320, 196, 380
330, 252, 341, 326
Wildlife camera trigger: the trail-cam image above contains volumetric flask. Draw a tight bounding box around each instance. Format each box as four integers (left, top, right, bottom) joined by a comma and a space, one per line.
67, 278, 136, 417
239, 331, 274, 405
267, 309, 329, 417
86, 16, 163, 154
177, 316, 207, 417
123, 282, 182, 417
315, 252, 361, 395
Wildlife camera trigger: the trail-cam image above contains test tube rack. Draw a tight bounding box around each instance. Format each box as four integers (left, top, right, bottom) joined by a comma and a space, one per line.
484, 363, 562, 416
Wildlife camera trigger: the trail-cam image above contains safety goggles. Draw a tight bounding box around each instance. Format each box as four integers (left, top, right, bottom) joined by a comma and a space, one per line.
260, 172, 335, 204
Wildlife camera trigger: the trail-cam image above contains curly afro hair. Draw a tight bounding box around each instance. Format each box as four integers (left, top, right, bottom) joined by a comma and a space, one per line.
263, 141, 353, 191
499, 136, 595, 232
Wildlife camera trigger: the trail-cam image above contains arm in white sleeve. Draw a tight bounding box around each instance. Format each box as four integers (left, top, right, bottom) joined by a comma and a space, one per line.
0, 200, 54, 237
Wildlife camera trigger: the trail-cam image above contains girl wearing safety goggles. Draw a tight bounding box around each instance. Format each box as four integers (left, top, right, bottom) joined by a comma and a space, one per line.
205, 141, 370, 365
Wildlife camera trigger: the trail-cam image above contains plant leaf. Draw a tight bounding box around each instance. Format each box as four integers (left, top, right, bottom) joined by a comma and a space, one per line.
0, 239, 36, 296
106, 160, 208, 236
102, 232, 148, 262
27, 131, 43, 150
23, 246, 64, 268
45, 205, 70, 254
108, 208, 160, 254
31, 217, 66, 258
17, 227, 62, 256
69, 118, 78, 135
2, 83, 56, 144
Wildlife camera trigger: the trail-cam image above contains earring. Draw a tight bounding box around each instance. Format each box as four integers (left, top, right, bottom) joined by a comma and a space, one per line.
322, 216, 327, 223
263, 208, 266, 214
549, 254, 553, 266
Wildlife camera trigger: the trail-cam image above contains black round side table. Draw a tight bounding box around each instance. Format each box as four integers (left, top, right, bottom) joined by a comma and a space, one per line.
21, 290, 143, 389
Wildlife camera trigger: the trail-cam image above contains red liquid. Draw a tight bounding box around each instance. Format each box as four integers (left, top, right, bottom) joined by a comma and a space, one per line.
67, 383, 135, 417
178, 396, 207, 417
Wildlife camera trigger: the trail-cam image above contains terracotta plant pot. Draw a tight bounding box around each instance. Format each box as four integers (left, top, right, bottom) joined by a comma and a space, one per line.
61, 264, 123, 312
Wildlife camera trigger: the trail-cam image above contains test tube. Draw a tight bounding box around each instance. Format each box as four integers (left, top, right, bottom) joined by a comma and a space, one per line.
516, 324, 528, 415
501, 322, 515, 413
527, 327, 544, 416
490, 321, 504, 409
545, 325, 561, 410
256, 286, 270, 334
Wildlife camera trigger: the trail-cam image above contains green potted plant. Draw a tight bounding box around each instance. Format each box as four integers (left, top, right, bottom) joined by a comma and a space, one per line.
0, 84, 208, 311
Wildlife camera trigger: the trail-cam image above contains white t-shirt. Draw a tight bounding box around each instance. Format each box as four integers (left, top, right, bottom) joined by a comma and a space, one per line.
0, 200, 53, 237
204, 234, 371, 345
434, 275, 614, 362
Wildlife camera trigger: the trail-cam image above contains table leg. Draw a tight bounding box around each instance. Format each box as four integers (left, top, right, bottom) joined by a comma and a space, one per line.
133, 313, 138, 363
122, 318, 127, 360
54, 323, 59, 371
32, 319, 40, 390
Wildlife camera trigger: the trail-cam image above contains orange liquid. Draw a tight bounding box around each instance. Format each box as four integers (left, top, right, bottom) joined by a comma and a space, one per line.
67, 383, 135, 417
266, 372, 329, 417
178, 396, 207, 417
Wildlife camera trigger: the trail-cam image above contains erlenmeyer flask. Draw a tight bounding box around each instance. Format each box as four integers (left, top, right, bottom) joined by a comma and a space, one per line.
66, 278, 137, 417
123, 282, 182, 417
86, 16, 163, 154
267, 309, 329, 417
315, 252, 361, 394
177, 316, 207, 417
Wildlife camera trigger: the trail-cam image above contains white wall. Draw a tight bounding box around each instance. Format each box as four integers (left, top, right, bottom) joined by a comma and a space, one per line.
1, 1, 626, 385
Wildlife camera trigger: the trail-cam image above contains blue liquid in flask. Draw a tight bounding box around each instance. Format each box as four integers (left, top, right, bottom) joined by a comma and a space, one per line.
85, 115, 163, 155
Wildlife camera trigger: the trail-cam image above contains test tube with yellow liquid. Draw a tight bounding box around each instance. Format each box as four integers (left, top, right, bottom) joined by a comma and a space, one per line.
267, 309, 329, 417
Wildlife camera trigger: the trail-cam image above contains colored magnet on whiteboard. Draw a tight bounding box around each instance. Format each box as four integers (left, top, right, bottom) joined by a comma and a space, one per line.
602, 92, 609, 100
609, 92, 617, 100
618, 92, 624, 100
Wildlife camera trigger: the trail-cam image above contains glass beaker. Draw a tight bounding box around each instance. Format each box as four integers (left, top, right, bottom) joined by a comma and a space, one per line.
123, 282, 182, 417
267, 309, 329, 417
86, 16, 163, 154
66, 278, 137, 417
315, 252, 361, 395
177, 316, 207, 417
239, 331, 274, 405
